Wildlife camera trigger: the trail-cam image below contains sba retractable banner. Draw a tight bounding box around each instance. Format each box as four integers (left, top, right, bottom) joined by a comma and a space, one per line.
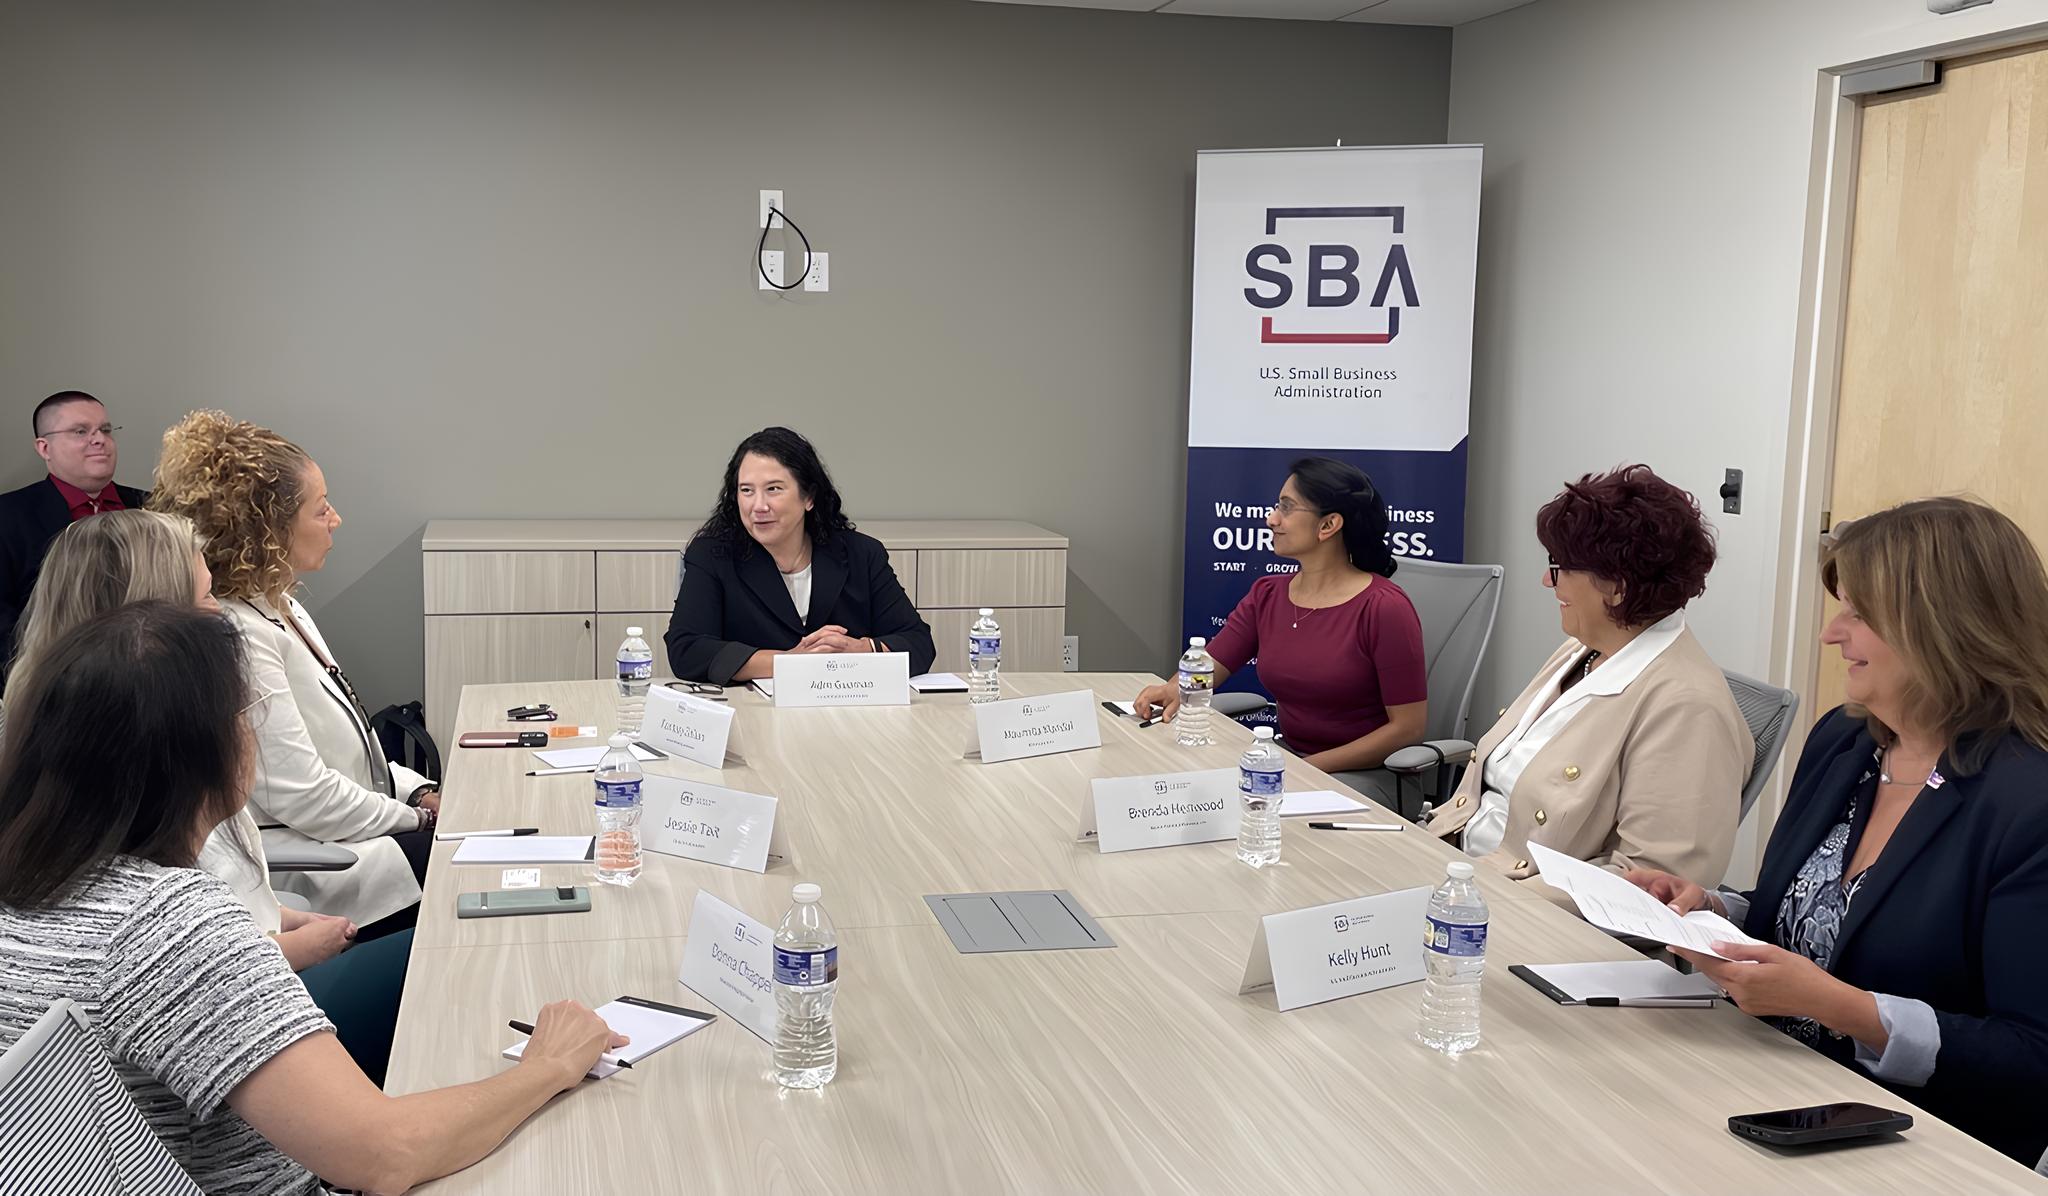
1181, 145, 1481, 697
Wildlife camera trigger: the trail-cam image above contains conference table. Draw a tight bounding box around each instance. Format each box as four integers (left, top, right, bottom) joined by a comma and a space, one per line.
387, 674, 2043, 1193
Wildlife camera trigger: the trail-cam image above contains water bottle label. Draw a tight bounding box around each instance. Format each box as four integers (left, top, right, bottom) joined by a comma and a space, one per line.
773, 945, 838, 986
1424, 916, 1487, 958
595, 778, 642, 808
1239, 766, 1283, 797
1178, 666, 1214, 690
969, 635, 1001, 657
618, 659, 653, 682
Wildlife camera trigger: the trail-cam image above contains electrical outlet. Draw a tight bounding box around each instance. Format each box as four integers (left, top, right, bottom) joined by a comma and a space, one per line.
758, 249, 783, 290
804, 252, 829, 292
1062, 636, 1079, 672
759, 190, 783, 229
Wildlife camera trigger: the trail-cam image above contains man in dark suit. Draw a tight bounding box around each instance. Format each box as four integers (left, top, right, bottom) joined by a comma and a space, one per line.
0, 391, 152, 677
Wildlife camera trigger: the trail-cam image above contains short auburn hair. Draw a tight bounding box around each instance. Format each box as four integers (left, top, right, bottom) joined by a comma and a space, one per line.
150, 410, 313, 606
1535, 464, 1716, 628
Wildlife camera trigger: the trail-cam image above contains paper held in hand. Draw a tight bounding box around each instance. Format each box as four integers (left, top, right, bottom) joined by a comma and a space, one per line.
641, 683, 746, 768
1526, 842, 1766, 960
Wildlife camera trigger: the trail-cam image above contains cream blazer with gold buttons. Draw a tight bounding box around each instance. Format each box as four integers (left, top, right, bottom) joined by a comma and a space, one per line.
1426, 622, 1751, 907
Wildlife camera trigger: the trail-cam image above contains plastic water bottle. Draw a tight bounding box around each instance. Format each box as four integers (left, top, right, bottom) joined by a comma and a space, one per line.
773, 882, 839, 1089
592, 734, 643, 887
1236, 726, 1284, 868
616, 627, 653, 737
1418, 860, 1488, 1055
968, 608, 1002, 704
1176, 637, 1215, 747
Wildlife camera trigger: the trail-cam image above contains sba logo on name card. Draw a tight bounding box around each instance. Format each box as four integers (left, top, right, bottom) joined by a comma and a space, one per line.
1242, 205, 1418, 347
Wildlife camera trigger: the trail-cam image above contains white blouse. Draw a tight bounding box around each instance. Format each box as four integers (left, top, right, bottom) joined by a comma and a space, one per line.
781, 563, 813, 622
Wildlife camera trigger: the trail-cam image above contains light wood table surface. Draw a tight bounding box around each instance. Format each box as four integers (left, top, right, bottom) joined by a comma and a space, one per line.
389, 676, 2044, 1193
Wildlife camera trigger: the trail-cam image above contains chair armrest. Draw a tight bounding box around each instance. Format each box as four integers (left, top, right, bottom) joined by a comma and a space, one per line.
1384, 739, 1476, 774
1211, 692, 1270, 718
265, 842, 359, 873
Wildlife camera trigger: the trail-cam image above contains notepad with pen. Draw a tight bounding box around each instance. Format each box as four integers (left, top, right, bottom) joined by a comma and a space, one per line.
1509, 961, 1722, 1007
503, 996, 717, 1078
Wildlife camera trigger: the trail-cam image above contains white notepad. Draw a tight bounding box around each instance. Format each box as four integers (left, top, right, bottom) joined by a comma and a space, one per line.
503, 996, 716, 1078
910, 672, 968, 693
530, 744, 662, 769
450, 835, 593, 865
1278, 790, 1368, 818
1514, 961, 1722, 1004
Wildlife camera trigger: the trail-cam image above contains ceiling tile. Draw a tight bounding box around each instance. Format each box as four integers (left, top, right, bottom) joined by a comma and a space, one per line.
1158, 0, 1367, 17
974, 0, 1162, 10
1338, 0, 1538, 26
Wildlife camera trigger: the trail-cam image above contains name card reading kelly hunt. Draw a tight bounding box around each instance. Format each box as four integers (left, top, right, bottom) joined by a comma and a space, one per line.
679, 891, 777, 1042
641, 775, 786, 874
1239, 888, 1431, 1012
1078, 769, 1239, 853
642, 684, 747, 768
969, 690, 1103, 763
772, 652, 911, 708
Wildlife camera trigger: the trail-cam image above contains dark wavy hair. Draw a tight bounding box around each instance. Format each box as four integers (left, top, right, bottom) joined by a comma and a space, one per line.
1536, 464, 1715, 628
0, 602, 252, 907
691, 427, 855, 559
1288, 456, 1398, 577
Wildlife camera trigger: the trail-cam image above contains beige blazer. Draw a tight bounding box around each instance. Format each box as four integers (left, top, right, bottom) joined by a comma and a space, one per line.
1426, 623, 1751, 906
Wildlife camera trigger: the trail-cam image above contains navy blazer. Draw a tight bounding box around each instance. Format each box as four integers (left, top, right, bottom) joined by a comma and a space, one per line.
1743, 708, 2048, 1164
664, 529, 935, 685
0, 476, 150, 678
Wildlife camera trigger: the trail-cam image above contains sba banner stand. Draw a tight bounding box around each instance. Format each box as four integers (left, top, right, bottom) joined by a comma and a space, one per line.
1180, 145, 1482, 700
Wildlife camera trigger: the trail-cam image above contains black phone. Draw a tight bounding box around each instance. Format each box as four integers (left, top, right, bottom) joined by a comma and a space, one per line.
1728, 1102, 1911, 1147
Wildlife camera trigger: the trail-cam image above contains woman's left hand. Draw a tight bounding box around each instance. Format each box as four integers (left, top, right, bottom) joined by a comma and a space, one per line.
1674, 941, 1858, 1019
800, 631, 871, 654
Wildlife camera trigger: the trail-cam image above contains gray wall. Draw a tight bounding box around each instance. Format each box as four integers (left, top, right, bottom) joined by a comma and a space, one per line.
0, 0, 1450, 714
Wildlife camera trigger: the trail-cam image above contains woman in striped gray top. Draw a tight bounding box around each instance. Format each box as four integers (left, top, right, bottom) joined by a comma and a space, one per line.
0, 603, 624, 1195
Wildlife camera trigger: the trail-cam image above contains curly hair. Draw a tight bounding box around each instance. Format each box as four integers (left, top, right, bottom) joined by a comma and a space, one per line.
1535, 464, 1716, 628
690, 426, 855, 559
149, 410, 312, 605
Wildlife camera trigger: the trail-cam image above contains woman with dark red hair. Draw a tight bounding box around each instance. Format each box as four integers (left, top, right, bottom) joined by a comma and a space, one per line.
1425, 465, 1751, 905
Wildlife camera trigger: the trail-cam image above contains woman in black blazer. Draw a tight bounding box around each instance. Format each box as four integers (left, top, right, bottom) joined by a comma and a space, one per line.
666, 427, 934, 685
1629, 498, 2048, 1165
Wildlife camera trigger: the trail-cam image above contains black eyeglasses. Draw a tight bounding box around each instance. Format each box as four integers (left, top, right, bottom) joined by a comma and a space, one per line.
1546, 554, 1567, 586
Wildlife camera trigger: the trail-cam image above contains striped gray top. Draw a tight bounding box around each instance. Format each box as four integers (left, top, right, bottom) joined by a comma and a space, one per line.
0, 858, 332, 1194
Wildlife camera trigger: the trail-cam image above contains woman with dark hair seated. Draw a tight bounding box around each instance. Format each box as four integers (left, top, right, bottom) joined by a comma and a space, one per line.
1632, 498, 2048, 1165
0, 603, 624, 1195
1133, 457, 1428, 778
1426, 465, 1750, 899
667, 426, 935, 684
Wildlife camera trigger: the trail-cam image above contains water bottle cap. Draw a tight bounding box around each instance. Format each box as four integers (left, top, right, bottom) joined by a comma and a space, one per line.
1189, 636, 1207, 647
979, 607, 993, 616
1252, 726, 1274, 740
1445, 861, 1476, 880
626, 626, 643, 637
608, 733, 631, 748
792, 882, 822, 903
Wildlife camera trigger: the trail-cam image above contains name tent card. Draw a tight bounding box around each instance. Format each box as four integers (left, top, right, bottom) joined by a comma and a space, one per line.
1239, 888, 1431, 1012
641, 775, 787, 874
969, 690, 1103, 763
642, 684, 747, 768
1078, 769, 1239, 853
772, 652, 911, 708
678, 891, 777, 1042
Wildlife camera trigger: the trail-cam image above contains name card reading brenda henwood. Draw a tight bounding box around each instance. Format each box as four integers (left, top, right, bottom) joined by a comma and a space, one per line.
1078, 769, 1239, 853
641, 684, 746, 768
678, 891, 777, 1042
640, 775, 786, 874
1239, 888, 1431, 1012
772, 652, 911, 708
969, 690, 1103, 763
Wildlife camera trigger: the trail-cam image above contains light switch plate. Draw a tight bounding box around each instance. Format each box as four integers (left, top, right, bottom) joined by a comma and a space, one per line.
758, 249, 783, 290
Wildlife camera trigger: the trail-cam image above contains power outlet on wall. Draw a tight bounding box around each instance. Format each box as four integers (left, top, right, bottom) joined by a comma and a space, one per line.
804, 252, 829, 292
1062, 636, 1079, 672
759, 189, 783, 229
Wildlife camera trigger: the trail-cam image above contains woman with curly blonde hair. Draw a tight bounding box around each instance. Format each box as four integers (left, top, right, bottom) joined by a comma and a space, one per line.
152, 411, 436, 932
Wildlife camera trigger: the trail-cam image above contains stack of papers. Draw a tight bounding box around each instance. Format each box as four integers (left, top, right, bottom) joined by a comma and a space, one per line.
910, 673, 968, 693
1277, 791, 1368, 818
504, 997, 716, 1078
1511, 960, 1721, 1006
1527, 842, 1765, 960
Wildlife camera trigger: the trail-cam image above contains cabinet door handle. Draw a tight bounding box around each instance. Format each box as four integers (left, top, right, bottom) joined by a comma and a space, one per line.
584, 619, 592, 630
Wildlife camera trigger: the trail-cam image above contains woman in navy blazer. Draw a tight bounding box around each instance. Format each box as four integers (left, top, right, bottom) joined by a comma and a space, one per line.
1629, 498, 2048, 1165
666, 427, 934, 685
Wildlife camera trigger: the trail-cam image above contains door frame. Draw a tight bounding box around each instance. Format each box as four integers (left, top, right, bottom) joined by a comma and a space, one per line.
1763, 4, 2048, 857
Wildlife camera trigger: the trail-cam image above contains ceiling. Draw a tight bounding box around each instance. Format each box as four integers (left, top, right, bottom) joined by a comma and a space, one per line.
970, 0, 1538, 26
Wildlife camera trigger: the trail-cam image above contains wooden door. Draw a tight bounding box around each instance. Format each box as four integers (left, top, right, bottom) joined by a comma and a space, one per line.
1816, 43, 2048, 715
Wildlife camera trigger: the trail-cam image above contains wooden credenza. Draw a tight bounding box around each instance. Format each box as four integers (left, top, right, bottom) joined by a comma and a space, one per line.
420, 519, 1069, 747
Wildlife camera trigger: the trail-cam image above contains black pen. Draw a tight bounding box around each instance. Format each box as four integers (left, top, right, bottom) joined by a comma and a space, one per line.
1582, 997, 1717, 1008
1308, 821, 1403, 832
435, 827, 541, 841
507, 1019, 633, 1068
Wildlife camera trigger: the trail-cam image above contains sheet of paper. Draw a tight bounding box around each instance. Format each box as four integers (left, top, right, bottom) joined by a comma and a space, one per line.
503, 997, 715, 1078
750, 679, 774, 698
530, 743, 662, 768
910, 672, 968, 692
1107, 700, 1137, 717
1527, 842, 1764, 960
1521, 960, 1721, 1002
1278, 790, 1367, 818
451, 835, 592, 865
500, 868, 541, 889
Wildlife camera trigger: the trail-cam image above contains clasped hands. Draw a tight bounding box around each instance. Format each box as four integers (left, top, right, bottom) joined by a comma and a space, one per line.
791, 625, 873, 655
